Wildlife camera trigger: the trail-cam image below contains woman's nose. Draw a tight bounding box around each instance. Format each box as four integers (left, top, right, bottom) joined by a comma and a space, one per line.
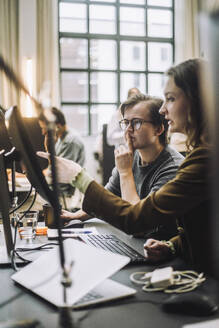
159, 103, 166, 115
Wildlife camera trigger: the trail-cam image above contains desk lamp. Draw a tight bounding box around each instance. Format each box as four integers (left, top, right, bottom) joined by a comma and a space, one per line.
0, 55, 76, 328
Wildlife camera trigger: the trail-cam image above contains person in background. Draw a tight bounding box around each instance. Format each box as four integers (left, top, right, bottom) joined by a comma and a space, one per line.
38, 107, 85, 210
107, 87, 141, 148
61, 94, 184, 240
38, 59, 210, 271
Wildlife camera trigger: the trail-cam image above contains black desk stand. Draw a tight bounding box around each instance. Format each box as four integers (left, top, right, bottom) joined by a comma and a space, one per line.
46, 128, 76, 328
0, 56, 77, 327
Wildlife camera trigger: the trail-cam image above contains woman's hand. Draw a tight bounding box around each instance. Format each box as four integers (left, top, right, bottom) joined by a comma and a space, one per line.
37, 151, 82, 184
144, 238, 172, 262
114, 134, 134, 175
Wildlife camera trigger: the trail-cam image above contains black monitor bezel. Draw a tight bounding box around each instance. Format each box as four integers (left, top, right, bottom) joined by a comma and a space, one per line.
0, 152, 13, 255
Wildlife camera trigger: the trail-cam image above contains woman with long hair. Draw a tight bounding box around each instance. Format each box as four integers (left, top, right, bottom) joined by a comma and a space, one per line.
39, 58, 211, 271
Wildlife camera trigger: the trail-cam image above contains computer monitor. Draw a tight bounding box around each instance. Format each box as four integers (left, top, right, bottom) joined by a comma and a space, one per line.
0, 108, 23, 173
0, 109, 12, 153
0, 152, 13, 256
5, 106, 56, 208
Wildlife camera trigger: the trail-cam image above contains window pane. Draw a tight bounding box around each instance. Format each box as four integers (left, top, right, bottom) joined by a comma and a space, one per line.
148, 73, 165, 97
120, 41, 145, 71
91, 105, 117, 134
92, 0, 115, 2
148, 42, 172, 71
147, 0, 172, 7
60, 38, 88, 69
61, 105, 88, 135
91, 72, 117, 103
120, 7, 145, 36
61, 72, 88, 102
120, 73, 146, 102
90, 5, 116, 34
147, 9, 172, 37
59, 3, 87, 33
90, 40, 117, 70
120, 0, 145, 4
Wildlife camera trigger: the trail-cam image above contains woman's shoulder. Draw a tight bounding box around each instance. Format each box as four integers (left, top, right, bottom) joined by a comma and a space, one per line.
186, 145, 211, 160
179, 145, 211, 174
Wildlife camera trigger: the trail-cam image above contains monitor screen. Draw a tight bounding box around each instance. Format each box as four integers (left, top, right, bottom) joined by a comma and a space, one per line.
0, 152, 13, 255
0, 108, 23, 173
0, 109, 14, 153
5, 106, 56, 208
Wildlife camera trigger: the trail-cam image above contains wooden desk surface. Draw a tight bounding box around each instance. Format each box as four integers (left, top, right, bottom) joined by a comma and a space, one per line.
0, 220, 219, 328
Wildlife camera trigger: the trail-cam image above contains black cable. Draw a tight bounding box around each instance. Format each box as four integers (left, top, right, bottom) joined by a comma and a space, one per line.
47, 129, 65, 270
12, 250, 31, 264
9, 185, 33, 214
15, 242, 58, 252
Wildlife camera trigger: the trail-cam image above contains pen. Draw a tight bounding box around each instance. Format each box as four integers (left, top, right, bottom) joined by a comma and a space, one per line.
61, 230, 92, 234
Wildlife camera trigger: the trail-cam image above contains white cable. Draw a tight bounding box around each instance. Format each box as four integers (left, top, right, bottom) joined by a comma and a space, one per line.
130, 272, 152, 285
130, 268, 206, 294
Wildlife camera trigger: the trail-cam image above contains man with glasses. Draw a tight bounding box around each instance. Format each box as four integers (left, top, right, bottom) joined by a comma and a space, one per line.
61, 94, 184, 239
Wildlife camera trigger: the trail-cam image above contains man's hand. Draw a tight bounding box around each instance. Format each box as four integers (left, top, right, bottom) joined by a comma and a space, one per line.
144, 239, 171, 262
60, 209, 77, 220
37, 151, 82, 184
60, 209, 91, 222
114, 134, 134, 175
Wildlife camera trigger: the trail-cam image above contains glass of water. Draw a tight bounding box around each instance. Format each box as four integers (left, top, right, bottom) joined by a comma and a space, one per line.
18, 213, 37, 240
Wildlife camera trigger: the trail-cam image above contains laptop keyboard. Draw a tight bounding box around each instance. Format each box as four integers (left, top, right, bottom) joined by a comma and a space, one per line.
74, 290, 103, 306
79, 234, 147, 264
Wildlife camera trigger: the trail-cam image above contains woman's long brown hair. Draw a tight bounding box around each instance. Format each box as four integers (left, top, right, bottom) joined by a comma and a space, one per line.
166, 59, 209, 151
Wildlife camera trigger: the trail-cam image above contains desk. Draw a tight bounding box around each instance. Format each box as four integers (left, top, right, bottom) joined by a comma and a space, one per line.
1, 221, 219, 328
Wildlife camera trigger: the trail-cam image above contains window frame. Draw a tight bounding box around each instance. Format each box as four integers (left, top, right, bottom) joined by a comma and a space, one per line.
58, 0, 175, 135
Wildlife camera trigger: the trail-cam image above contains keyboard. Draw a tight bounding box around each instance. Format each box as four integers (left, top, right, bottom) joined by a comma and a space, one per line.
74, 290, 103, 307
79, 234, 148, 264
73, 278, 136, 309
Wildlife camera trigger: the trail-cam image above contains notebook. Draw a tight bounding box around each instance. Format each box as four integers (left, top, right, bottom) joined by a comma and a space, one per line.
11, 238, 134, 308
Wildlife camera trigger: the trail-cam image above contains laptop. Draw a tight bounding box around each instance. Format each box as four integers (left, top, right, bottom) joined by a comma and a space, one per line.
73, 278, 136, 309
0, 224, 56, 266
11, 238, 136, 308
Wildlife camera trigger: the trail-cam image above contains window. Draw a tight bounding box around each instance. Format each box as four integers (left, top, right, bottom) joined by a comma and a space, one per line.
59, 0, 174, 135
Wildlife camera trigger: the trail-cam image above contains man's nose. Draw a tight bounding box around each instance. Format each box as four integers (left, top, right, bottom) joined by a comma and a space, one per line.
126, 121, 133, 132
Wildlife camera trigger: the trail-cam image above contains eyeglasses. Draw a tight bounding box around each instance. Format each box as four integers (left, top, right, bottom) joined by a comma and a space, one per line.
119, 118, 154, 131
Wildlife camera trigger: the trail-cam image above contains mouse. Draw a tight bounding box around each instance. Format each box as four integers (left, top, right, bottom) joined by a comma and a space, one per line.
62, 219, 85, 229
161, 293, 218, 316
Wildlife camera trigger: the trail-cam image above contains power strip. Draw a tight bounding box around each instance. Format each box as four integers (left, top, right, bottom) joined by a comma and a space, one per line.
150, 267, 173, 288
